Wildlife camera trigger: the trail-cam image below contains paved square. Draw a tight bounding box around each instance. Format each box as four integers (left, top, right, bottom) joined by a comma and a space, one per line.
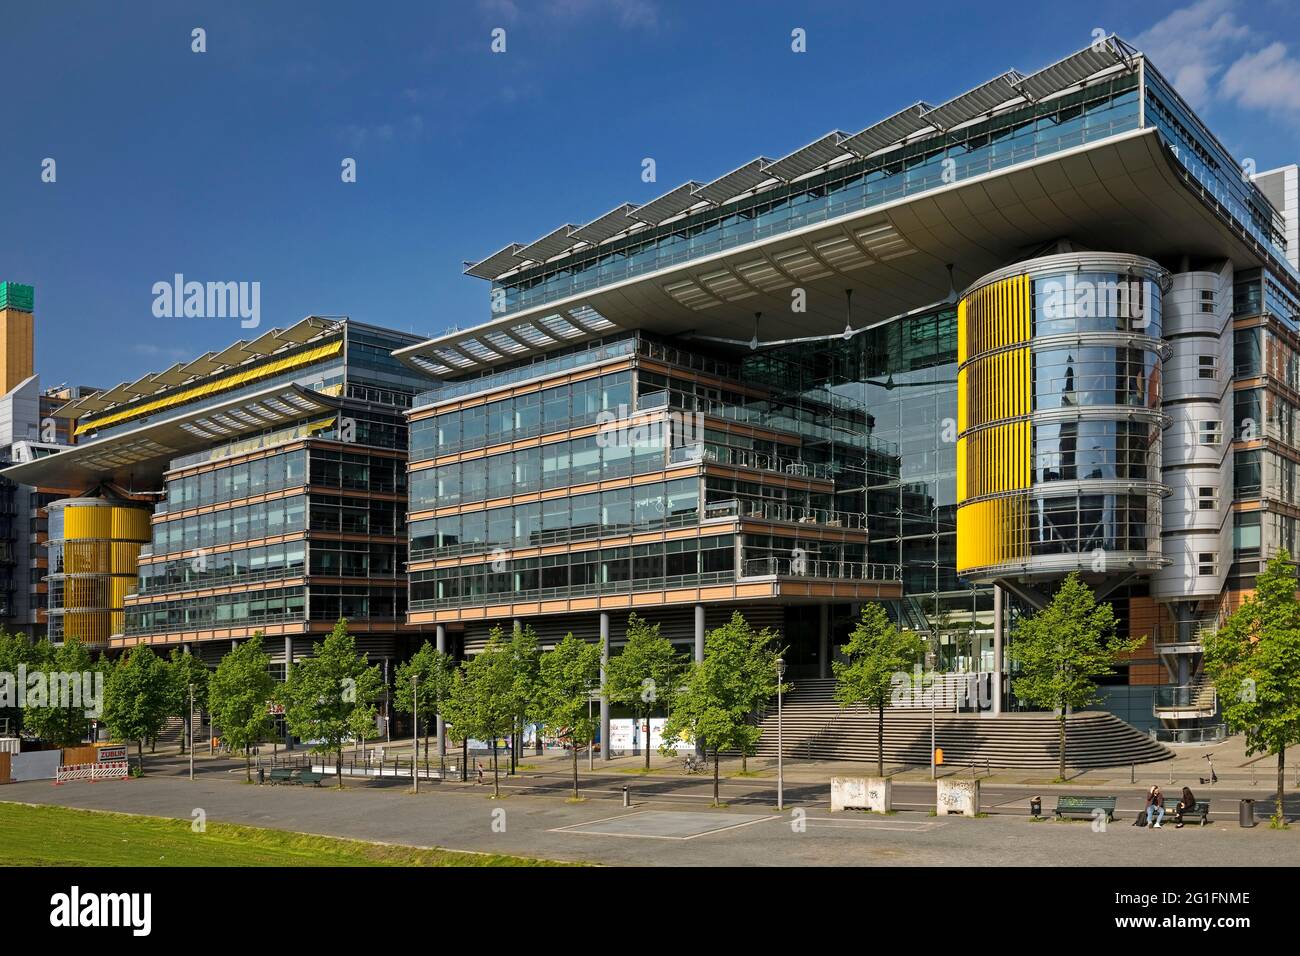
551, 809, 775, 840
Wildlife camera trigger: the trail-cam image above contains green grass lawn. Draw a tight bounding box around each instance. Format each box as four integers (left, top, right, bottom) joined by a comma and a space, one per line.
0, 802, 574, 867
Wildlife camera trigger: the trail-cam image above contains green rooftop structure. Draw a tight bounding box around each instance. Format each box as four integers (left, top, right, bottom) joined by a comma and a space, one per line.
0, 283, 34, 313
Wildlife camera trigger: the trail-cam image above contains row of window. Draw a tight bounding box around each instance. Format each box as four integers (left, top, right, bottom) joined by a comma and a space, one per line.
410, 535, 736, 606
166, 451, 306, 510
125, 586, 306, 634
409, 424, 668, 509
152, 495, 307, 554
138, 542, 306, 593
1025, 493, 1159, 556
1031, 274, 1162, 338
136, 540, 407, 594
410, 371, 633, 459
1033, 420, 1161, 483
410, 478, 700, 557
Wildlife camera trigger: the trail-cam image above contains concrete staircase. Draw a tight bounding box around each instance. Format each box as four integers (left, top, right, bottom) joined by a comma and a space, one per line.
754, 679, 1172, 770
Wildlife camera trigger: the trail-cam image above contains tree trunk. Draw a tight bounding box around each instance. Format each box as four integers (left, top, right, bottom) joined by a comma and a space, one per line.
877, 698, 885, 779
492, 742, 500, 798
644, 713, 651, 770
136, 739, 144, 776
245, 751, 252, 782
1277, 744, 1287, 825
571, 741, 579, 799
1058, 714, 1067, 781
181, 712, 189, 755
336, 747, 344, 789
713, 748, 720, 805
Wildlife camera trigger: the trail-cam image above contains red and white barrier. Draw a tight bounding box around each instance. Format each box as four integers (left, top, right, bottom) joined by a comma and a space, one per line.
55, 761, 129, 785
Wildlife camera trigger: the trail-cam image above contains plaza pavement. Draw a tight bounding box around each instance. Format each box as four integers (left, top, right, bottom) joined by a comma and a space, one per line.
3, 742, 1298, 866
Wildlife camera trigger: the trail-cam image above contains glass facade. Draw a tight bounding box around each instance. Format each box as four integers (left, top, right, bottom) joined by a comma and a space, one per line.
410, 534, 736, 610
410, 476, 700, 559
492, 74, 1141, 316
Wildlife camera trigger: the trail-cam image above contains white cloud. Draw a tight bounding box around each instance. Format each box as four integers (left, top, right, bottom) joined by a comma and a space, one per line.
1134, 0, 1250, 109
1221, 42, 1300, 116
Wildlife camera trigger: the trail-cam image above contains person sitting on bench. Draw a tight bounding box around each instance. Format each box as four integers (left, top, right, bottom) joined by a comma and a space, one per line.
1174, 786, 1196, 828
1144, 785, 1166, 828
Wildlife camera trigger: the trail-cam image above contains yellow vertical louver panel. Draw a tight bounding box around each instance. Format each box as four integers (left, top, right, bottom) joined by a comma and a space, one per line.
955, 273, 1035, 575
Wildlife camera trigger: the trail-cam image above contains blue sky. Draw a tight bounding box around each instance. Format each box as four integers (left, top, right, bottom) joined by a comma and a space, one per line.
3, 0, 1300, 387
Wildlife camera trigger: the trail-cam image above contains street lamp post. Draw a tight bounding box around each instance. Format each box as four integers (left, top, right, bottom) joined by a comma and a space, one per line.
776, 657, 786, 811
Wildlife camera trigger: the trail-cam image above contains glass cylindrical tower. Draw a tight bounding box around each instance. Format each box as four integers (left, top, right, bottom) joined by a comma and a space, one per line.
46, 498, 151, 646
955, 251, 1170, 583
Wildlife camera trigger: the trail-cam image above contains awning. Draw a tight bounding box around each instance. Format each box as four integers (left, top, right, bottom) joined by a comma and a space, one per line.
2, 382, 343, 489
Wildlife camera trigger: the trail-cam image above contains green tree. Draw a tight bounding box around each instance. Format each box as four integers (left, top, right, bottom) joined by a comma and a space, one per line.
167, 648, 209, 755
0, 629, 36, 735
536, 633, 602, 798
393, 640, 455, 771
441, 626, 516, 798
1010, 573, 1142, 781
833, 603, 926, 778
207, 634, 275, 782
279, 619, 383, 788
659, 612, 783, 805
103, 645, 171, 775
23, 637, 103, 748
606, 613, 686, 769
1204, 552, 1300, 827
507, 624, 542, 769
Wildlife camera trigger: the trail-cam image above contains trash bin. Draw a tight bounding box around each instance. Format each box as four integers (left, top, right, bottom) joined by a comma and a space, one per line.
1239, 798, 1255, 827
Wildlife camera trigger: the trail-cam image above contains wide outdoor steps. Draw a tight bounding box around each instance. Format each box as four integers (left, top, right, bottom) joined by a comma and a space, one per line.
753, 679, 1172, 770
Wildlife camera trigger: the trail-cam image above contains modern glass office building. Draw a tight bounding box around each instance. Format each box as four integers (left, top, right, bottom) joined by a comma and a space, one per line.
4, 319, 436, 680
395, 36, 1300, 742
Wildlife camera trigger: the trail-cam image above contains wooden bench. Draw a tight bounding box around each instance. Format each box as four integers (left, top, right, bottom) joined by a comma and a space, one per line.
1054, 795, 1117, 821
1176, 800, 1211, 827
298, 771, 324, 787
268, 768, 295, 785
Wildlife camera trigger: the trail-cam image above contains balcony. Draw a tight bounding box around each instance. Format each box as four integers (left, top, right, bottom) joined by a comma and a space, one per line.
704, 498, 869, 531
740, 555, 899, 582
670, 443, 833, 480
1153, 621, 1218, 655
1153, 681, 1218, 720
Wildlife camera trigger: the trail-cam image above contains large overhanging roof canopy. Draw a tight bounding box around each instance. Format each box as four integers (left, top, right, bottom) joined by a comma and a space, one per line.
53, 316, 341, 422
399, 128, 1300, 375
459, 36, 1149, 284
1, 382, 342, 489
393, 304, 619, 377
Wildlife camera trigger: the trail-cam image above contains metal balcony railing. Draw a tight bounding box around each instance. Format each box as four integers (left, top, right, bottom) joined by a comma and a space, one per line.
740, 556, 900, 582
670, 443, 834, 480
1153, 681, 1218, 717
704, 498, 869, 531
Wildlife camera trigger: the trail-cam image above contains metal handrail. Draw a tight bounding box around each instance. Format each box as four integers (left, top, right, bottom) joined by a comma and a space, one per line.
671, 443, 834, 480
410, 570, 736, 611
740, 556, 899, 582
704, 498, 868, 530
